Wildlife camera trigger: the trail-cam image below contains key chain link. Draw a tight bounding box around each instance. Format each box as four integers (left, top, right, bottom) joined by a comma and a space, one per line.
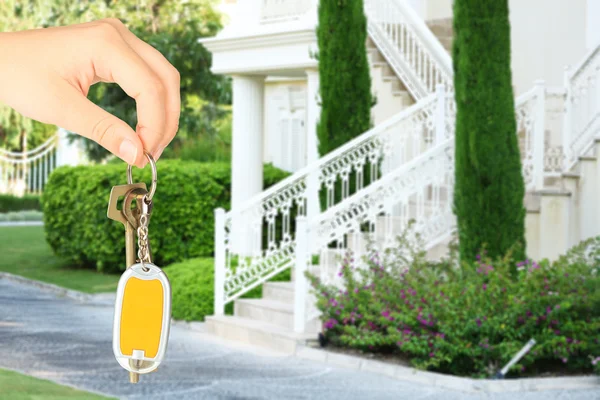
137, 196, 152, 271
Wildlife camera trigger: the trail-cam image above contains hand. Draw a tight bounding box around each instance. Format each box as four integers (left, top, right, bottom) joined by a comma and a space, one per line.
0, 19, 180, 168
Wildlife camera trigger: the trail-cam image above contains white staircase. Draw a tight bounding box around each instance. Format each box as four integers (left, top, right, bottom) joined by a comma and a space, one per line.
208, 0, 600, 352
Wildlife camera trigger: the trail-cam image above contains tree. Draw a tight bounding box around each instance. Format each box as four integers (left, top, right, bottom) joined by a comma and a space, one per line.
0, 0, 230, 160
452, 0, 526, 262
316, 0, 372, 156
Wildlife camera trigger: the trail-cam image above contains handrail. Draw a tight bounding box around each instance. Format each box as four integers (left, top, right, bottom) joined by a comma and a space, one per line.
568, 43, 600, 82
312, 137, 453, 228
228, 93, 437, 217
389, 0, 453, 78
364, 0, 453, 99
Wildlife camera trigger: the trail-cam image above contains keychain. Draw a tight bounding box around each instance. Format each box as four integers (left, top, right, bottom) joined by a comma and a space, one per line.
106, 153, 171, 383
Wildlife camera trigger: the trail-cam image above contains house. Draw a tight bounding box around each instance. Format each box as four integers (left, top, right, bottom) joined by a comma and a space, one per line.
200, 0, 600, 352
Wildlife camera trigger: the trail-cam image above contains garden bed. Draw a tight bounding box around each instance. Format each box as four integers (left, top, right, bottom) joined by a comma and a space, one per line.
308, 234, 600, 379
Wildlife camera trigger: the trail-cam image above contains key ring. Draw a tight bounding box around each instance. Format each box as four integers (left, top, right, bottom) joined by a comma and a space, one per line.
127, 152, 157, 202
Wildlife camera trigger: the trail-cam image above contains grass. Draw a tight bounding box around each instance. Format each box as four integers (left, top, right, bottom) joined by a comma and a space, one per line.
0, 226, 120, 293
0, 368, 114, 399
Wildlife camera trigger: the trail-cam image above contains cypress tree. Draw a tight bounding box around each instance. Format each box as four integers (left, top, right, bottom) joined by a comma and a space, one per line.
317, 0, 372, 156
452, 0, 526, 262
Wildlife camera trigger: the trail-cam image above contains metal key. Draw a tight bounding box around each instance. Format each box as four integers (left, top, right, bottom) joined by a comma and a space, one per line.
107, 183, 147, 269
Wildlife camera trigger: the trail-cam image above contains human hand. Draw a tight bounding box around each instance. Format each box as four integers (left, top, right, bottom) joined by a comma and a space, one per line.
0, 19, 180, 167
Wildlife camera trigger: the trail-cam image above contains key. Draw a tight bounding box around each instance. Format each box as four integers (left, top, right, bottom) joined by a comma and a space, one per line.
107, 183, 147, 268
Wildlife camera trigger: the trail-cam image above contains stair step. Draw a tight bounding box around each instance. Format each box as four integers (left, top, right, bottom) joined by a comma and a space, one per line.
262, 281, 294, 304
235, 298, 294, 329
234, 298, 320, 333
205, 315, 316, 354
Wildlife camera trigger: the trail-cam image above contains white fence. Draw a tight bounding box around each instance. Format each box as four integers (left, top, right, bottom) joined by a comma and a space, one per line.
0, 128, 83, 196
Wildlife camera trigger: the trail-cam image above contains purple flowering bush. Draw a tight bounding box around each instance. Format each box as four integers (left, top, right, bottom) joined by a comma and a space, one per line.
308, 235, 600, 377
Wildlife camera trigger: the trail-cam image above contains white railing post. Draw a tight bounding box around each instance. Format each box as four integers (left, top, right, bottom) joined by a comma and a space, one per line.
214, 208, 226, 316
532, 80, 546, 191
562, 66, 573, 170
435, 84, 446, 145
293, 216, 309, 333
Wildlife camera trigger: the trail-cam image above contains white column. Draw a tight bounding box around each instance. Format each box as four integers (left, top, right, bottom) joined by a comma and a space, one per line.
305, 69, 320, 223
231, 75, 265, 255
231, 75, 265, 209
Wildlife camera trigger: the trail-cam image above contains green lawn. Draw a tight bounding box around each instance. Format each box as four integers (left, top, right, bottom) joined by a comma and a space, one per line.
0, 368, 114, 399
0, 226, 120, 293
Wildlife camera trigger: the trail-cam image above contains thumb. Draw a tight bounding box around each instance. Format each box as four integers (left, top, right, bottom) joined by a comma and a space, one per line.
58, 86, 146, 168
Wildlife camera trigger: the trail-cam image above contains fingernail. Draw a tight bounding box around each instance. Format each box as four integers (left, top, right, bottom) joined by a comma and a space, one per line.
119, 139, 138, 165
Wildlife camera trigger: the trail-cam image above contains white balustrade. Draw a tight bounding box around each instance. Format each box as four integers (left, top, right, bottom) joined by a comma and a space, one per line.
364, 0, 453, 100
213, 89, 444, 314
515, 81, 547, 191
563, 44, 600, 171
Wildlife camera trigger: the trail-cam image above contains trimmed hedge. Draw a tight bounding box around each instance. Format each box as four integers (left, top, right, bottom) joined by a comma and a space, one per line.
167, 257, 291, 321
41, 161, 288, 273
0, 194, 41, 212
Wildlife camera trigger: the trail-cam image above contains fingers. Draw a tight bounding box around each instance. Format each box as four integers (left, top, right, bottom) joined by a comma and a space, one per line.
59, 84, 146, 167
89, 20, 168, 158
101, 19, 180, 160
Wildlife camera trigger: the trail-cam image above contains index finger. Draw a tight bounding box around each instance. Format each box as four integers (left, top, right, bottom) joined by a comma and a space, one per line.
102, 19, 180, 160
89, 21, 167, 157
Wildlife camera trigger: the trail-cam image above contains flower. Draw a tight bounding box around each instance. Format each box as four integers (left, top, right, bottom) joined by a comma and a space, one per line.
476, 318, 482, 327
324, 318, 338, 329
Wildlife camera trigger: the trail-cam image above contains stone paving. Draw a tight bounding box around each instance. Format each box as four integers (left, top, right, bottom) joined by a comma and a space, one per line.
0, 278, 599, 400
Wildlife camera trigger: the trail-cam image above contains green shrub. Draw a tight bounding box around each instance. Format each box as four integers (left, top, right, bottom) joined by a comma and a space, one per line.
0, 194, 41, 212
168, 258, 215, 321
453, 0, 525, 262
309, 233, 600, 377
317, 0, 371, 155
167, 257, 291, 321
41, 161, 288, 273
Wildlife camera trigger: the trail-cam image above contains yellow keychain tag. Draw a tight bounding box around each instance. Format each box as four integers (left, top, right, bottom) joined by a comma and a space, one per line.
113, 262, 171, 375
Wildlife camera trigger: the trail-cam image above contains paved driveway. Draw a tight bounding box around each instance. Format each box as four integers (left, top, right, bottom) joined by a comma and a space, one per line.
0, 279, 598, 400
